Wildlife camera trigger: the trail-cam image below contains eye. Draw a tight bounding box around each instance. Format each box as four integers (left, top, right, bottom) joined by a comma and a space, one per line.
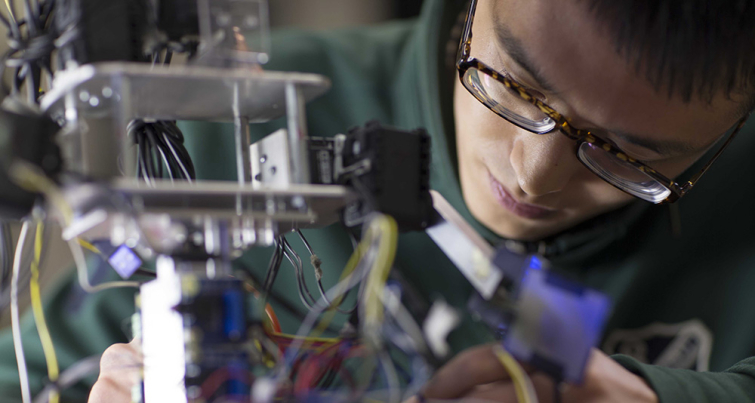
599, 132, 665, 163
493, 53, 548, 101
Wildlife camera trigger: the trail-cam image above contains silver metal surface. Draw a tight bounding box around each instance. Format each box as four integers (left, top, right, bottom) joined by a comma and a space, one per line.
62, 180, 356, 254
233, 84, 253, 184
250, 129, 292, 187
41, 63, 331, 123
286, 82, 311, 184
426, 190, 503, 300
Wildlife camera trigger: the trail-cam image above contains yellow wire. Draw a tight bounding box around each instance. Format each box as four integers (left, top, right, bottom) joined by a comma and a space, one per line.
3, 0, 15, 24
493, 345, 538, 403
8, 162, 74, 225
29, 222, 60, 403
77, 239, 101, 255
362, 215, 398, 332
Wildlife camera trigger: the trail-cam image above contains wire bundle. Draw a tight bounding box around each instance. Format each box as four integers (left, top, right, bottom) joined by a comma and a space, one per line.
0, 0, 56, 103
129, 120, 196, 184
261, 215, 423, 403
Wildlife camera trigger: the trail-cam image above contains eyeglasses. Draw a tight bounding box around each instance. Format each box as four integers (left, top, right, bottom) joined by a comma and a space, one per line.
456, 0, 750, 204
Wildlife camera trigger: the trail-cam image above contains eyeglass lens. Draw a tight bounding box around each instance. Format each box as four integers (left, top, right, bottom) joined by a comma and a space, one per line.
462, 66, 674, 202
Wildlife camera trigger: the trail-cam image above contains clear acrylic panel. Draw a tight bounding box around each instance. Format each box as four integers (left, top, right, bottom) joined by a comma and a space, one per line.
197, 0, 270, 66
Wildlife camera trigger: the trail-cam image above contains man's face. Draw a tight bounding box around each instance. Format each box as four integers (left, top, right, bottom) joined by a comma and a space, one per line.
454, 0, 745, 241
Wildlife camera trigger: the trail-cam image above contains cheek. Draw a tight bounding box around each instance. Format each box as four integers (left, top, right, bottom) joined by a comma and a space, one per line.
454, 81, 515, 169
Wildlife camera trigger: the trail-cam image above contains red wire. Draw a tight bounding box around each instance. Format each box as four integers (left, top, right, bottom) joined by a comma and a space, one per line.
200, 367, 253, 399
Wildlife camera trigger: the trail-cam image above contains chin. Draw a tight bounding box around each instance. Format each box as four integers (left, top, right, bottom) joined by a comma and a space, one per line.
469, 198, 569, 241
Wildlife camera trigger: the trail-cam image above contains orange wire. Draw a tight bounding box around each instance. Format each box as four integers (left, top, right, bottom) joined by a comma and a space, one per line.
265, 303, 282, 333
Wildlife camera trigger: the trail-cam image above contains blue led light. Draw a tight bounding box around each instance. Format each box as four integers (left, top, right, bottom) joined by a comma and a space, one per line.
528, 256, 543, 270
108, 245, 142, 279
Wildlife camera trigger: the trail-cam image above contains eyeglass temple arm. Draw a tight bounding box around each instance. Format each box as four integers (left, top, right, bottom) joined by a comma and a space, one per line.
680, 115, 750, 194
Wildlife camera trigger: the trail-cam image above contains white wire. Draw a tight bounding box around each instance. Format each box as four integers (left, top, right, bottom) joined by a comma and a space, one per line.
11, 221, 32, 403
32, 355, 101, 403
67, 239, 140, 293
379, 351, 401, 403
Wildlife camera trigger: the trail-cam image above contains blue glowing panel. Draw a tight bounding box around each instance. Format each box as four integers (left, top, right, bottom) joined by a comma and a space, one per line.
108, 245, 142, 279
504, 269, 612, 384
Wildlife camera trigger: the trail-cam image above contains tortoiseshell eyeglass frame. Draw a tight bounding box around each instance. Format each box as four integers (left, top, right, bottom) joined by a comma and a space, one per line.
456, 0, 750, 204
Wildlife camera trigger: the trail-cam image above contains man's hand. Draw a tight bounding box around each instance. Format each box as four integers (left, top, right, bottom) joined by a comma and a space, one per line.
88, 340, 142, 403
417, 345, 658, 403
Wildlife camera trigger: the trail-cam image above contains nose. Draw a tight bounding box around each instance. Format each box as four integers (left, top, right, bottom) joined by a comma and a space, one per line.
509, 129, 583, 197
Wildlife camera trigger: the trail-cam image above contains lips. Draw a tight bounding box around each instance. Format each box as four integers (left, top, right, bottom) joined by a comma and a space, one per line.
488, 172, 557, 220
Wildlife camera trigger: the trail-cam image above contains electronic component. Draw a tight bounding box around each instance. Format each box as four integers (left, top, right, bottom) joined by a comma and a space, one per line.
296, 122, 433, 231
140, 262, 260, 403
156, 0, 200, 41
504, 268, 612, 384
427, 190, 612, 384
108, 245, 143, 279
0, 103, 62, 219
337, 121, 432, 231
55, 0, 150, 66
178, 277, 252, 401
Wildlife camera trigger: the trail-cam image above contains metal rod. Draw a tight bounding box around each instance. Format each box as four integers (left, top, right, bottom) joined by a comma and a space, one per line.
285, 82, 310, 184
233, 84, 252, 184
118, 78, 138, 178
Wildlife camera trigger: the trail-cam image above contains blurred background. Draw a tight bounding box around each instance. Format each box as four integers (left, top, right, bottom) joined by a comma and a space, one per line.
270, 0, 424, 29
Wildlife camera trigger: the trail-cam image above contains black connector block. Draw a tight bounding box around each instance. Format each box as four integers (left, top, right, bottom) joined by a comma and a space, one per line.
0, 106, 62, 219
55, 0, 150, 65
340, 121, 433, 232
156, 0, 199, 41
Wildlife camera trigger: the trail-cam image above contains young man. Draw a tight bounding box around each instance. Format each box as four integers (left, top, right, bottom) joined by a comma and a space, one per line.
3, 0, 755, 401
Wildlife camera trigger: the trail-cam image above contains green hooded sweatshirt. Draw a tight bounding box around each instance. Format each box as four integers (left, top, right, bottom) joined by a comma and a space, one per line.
1, 0, 755, 402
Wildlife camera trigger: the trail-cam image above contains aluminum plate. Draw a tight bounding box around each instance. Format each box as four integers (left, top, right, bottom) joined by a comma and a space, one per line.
41, 62, 331, 123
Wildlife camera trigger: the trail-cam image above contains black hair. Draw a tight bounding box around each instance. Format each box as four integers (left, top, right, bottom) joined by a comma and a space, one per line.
584, 0, 755, 114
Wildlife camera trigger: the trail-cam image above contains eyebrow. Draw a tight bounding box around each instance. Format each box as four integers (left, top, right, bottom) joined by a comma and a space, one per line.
490, 14, 702, 158
608, 129, 699, 157
492, 23, 560, 94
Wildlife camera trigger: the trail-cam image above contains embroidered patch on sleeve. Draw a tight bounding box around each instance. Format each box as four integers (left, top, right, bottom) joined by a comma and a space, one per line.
602, 319, 713, 371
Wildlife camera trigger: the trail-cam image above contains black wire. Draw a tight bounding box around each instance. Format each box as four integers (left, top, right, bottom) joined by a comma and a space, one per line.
0, 0, 55, 103
263, 240, 283, 295
316, 275, 358, 315
5, 0, 21, 39
282, 237, 317, 307
295, 229, 358, 314
22, 0, 38, 36
0, 222, 12, 291
134, 269, 156, 278
144, 126, 162, 178
163, 50, 173, 65
233, 256, 343, 335
553, 381, 562, 403
281, 240, 317, 310
319, 367, 338, 389
0, 9, 10, 28
130, 120, 196, 183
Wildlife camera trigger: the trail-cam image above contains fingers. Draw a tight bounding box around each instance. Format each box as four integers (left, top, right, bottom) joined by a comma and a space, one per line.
88, 341, 142, 403
462, 373, 553, 402
422, 344, 513, 399
88, 376, 132, 403
98, 341, 141, 372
